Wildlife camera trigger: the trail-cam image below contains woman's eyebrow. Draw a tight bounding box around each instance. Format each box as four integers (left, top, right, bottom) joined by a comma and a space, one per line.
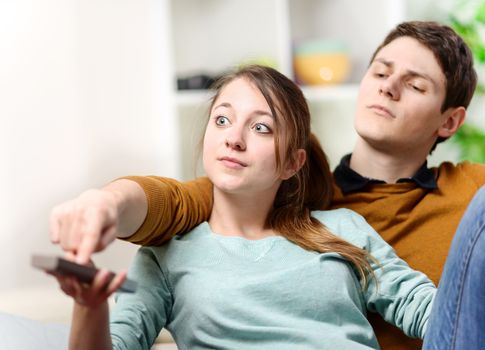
252, 110, 274, 119
213, 102, 232, 110
213, 103, 274, 119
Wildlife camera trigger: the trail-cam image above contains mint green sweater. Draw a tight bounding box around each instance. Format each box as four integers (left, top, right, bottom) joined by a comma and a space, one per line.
110, 209, 435, 350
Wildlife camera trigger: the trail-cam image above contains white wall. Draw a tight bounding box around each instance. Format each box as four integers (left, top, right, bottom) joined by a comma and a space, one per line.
1, 0, 482, 294
0, 0, 177, 291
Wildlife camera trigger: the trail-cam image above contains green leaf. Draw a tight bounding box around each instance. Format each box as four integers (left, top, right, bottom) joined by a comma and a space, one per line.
451, 123, 485, 163
476, 0, 485, 23
477, 84, 485, 94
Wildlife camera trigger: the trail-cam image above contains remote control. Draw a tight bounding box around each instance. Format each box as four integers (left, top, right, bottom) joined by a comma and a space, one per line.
31, 254, 137, 293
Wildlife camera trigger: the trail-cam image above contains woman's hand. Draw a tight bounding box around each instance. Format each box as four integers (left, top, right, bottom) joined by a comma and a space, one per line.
60, 255, 119, 350
52, 255, 127, 308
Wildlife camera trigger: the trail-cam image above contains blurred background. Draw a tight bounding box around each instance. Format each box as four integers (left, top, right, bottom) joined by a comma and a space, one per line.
1, 0, 484, 312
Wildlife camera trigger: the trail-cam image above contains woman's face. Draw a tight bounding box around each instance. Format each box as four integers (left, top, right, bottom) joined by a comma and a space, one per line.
203, 77, 294, 197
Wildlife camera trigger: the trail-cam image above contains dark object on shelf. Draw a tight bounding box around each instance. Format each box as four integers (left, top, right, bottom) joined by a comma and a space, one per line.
177, 74, 219, 90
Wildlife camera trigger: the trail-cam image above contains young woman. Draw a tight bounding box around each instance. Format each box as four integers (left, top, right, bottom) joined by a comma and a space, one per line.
57, 65, 437, 349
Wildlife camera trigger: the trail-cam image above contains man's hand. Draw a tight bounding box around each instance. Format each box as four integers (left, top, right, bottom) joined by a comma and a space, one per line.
49, 189, 121, 264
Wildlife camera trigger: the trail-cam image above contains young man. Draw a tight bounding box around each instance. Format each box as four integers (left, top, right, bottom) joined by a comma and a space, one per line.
50, 21, 485, 349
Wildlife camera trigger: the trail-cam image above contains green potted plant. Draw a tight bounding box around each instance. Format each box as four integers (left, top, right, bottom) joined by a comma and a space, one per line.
448, 0, 485, 163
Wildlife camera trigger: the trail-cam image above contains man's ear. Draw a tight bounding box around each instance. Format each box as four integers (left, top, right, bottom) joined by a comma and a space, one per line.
281, 149, 306, 180
438, 106, 466, 138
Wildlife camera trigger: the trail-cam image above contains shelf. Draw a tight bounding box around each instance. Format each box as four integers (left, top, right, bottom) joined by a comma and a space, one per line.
170, 0, 290, 77
301, 85, 359, 102
174, 84, 359, 107
169, 0, 406, 179
175, 90, 214, 106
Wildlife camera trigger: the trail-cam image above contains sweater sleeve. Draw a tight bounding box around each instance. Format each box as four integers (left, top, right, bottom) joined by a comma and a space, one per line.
119, 176, 213, 246
331, 209, 436, 339
356, 214, 436, 339
110, 247, 172, 350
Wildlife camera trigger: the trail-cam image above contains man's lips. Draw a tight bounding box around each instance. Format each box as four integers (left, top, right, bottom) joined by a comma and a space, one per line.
219, 157, 248, 168
367, 104, 396, 118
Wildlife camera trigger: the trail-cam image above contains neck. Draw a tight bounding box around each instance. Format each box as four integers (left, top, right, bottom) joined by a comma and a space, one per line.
208, 188, 277, 240
350, 137, 429, 183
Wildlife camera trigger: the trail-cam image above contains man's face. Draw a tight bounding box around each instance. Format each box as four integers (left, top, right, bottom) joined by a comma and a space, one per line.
355, 36, 452, 154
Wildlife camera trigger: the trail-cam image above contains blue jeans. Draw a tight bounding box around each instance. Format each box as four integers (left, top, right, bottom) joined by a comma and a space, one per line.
423, 185, 485, 350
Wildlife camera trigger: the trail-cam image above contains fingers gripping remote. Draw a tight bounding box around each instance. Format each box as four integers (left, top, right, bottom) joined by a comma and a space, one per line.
31, 254, 137, 293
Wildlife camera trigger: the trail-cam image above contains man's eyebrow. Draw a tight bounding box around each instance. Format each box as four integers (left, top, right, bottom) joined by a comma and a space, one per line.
373, 58, 393, 68
372, 58, 439, 87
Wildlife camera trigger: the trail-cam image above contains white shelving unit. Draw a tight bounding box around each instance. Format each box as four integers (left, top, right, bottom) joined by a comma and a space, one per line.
166, 0, 407, 178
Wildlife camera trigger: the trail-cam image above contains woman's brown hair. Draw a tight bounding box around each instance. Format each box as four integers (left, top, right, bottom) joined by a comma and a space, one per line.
207, 65, 375, 288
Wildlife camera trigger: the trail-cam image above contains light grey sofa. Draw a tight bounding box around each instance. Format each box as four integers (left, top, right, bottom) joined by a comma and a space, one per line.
0, 285, 177, 349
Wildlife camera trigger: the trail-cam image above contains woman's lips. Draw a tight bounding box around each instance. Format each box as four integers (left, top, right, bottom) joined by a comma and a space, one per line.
219, 157, 248, 168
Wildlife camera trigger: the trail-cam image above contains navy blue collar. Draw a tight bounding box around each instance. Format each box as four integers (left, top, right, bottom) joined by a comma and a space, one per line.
333, 154, 438, 194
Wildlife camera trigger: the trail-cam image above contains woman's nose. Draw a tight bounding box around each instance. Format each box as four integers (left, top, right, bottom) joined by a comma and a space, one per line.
225, 129, 246, 151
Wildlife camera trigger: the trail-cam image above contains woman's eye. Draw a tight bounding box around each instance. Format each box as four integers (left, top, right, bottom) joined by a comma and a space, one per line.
254, 123, 271, 134
375, 73, 386, 78
215, 116, 229, 126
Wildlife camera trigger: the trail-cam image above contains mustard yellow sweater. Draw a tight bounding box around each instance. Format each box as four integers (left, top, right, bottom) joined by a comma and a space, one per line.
122, 160, 484, 350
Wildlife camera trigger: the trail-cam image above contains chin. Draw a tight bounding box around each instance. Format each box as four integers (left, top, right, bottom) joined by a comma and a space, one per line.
212, 177, 246, 194
355, 116, 389, 139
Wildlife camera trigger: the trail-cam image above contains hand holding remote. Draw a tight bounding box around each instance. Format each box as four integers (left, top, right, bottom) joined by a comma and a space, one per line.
32, 254, 137, 307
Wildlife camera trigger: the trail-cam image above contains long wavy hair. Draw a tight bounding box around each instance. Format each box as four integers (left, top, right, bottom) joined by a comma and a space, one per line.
207, 65, 375, 288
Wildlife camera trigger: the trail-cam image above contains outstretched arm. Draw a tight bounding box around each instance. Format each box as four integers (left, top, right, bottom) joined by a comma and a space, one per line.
50, 176, 213, 264
49, 179, 148, 264
52, 257, 126, 350
70, 301, 112, 350
119, 176, 213, 246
